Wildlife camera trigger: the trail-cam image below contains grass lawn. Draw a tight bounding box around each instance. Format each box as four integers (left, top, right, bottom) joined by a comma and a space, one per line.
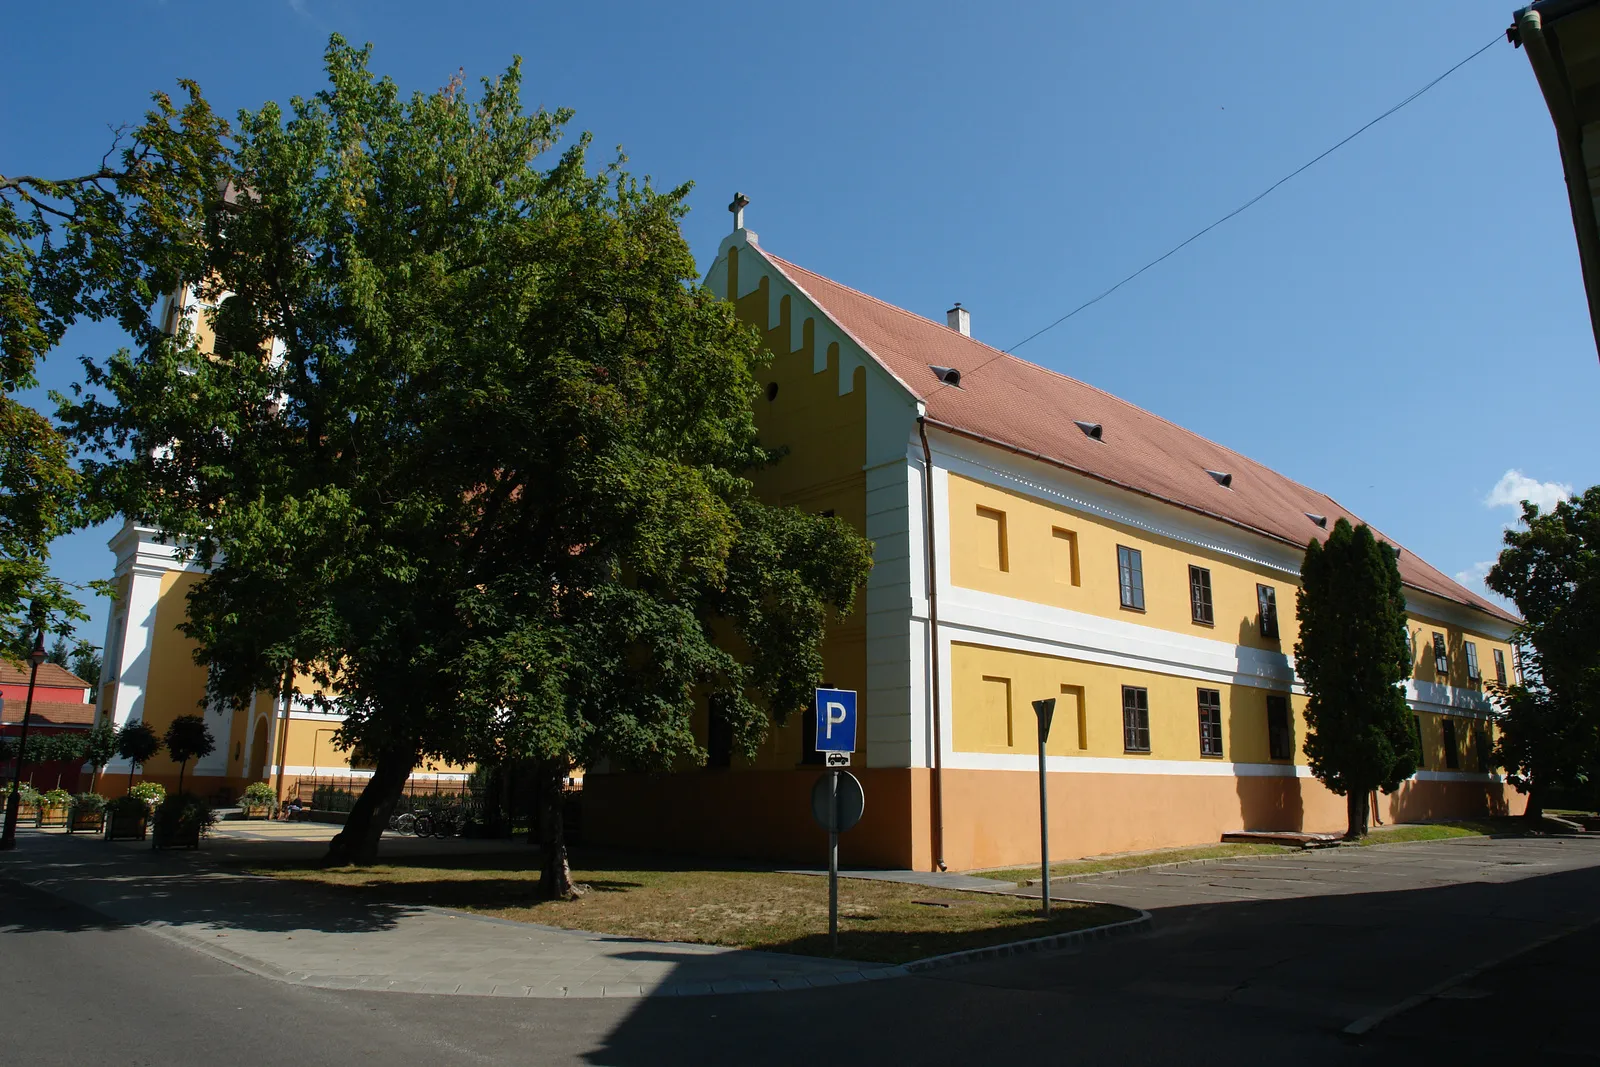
974, 842, 1295, 885
243, 854, 1136, 965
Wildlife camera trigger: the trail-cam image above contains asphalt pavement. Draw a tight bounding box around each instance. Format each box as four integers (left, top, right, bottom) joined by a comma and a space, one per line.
3, 832, 1598, 1066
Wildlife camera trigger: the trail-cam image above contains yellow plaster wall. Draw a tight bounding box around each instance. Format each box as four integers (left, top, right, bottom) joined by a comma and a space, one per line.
135, 570, 216, 780
947, 473, 1516, 674
694, 246, 869, 772
1406, 613, 1515, 694
947, 473, 1298, 653
951, 642, 1303, 765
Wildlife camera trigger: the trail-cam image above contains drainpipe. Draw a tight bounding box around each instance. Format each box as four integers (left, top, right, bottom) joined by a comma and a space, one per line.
917, 417, 948, 872
272, 671, 292, 801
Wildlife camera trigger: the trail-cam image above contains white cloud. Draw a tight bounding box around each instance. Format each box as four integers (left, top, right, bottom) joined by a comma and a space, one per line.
1484, 470, 1572, 515
1454, 560, 1515, 610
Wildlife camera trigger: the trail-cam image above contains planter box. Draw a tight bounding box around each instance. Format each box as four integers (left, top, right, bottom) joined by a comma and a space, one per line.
152, 824, 202, 850
104, 810, 148, 841
68, 809, 105, 834
240, 803, 275, 820
16, 803, 41, 825
38, 805, 68, 828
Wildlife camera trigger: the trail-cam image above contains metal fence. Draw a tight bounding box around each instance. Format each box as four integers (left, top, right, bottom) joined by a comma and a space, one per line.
291, 774, 481, 818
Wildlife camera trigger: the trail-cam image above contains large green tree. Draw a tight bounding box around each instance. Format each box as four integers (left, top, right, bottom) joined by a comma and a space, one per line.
2, 92, 226, 655
59, 38, 873, 888
1295, 519, 1418, 839
1485, 490, 1600, 817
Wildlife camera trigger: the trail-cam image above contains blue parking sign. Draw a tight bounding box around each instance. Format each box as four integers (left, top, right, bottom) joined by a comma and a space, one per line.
814, 688, 857, 753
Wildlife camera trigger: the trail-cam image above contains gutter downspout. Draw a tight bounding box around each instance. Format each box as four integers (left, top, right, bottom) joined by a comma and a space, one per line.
917, 417, 947, 872
1518, 7, 1600, 360
273, 671, 292, 801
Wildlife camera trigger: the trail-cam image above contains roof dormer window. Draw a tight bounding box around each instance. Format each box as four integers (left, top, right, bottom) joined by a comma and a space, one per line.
1306, 513, 1328, 528
1073, 420, 1104, 441
1205, 469, 1233, 489
929, 365, 962, 387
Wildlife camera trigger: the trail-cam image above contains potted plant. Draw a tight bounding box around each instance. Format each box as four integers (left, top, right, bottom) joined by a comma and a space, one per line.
68, 792, 106, 833
240, 781, 278, 819
104, 794, 149, 841
152, 792, 217, 850
12, 783, 43, 824
127, 781, 166, 809
39, 788, 73, 828
162, 715, 215, 795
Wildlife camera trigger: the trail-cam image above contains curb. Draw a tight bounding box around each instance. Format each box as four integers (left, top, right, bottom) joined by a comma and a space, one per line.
894, 909, 1154, 975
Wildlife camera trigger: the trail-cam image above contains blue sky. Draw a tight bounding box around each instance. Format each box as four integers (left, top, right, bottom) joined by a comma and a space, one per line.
4, 0, 1594, 650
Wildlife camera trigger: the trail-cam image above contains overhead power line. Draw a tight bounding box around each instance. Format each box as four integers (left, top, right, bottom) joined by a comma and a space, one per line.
947, 31, 1506, 390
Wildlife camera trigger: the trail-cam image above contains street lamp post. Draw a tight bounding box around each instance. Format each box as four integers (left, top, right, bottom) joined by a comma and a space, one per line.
1, 624, 48, 850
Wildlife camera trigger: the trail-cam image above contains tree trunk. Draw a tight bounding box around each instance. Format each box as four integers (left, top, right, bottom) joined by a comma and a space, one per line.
324, 748, 415, 866
1344, 791, 1369, 840
177, 761, 186, 796
536, 759, 582, 900
1525, 781, 1545, 822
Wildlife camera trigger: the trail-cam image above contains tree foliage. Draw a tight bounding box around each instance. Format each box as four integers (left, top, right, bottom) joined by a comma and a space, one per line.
57, 38, 875, 878
2, 89, 225, 654
162, 713, 215, 793
1295, 519, 1417, 838
1485, 489, 1600, 815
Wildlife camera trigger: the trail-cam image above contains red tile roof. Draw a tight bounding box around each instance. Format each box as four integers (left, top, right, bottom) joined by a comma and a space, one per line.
0, 660, 92, 690
1, 699, 96, 727
757, 243, 1516, 624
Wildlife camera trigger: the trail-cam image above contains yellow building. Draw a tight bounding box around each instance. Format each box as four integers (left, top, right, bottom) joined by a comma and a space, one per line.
95, 282, 470, 803
582, 211, 1524, 871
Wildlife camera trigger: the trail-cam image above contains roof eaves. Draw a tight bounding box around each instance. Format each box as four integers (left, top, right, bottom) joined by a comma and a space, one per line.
924, 417, 1519, 624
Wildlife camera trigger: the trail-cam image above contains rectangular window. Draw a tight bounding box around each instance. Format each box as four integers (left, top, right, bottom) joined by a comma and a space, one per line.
1465, 642, 1480, 684
1197, 688, 1223, 757
1117, 546, 1145, 611
1432, 632, 1449, 676
1257, 584, 1279, 639
1189, 566, 1214, 625
1266, 695, 1292, 760
1413, 715, 1426, 770
1474, 726, 1493, 772
975, 506, 1009, 572
1122, 686, 1150, 753
1442, 719, 1460, 770
1051, 528, 1081, 586
1493, 649, 1508, 686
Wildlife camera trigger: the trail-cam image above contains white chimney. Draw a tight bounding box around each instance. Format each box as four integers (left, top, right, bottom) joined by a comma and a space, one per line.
947, 303, 970, 337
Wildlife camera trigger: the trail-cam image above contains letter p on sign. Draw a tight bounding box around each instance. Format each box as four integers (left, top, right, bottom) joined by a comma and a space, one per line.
813, 688, 858, 754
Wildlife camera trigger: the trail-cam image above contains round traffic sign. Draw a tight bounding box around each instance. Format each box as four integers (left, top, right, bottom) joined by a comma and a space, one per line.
810, 770, 865, 833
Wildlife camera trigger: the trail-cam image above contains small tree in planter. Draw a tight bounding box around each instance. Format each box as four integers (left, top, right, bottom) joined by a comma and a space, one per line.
152, 793, 217, 849
104, 795, 150, 841
240, 781, 277, 819
114, 721, 162, 792
163, 716, 215, 795
82, 721, 118, 794
69, 792, 106, 833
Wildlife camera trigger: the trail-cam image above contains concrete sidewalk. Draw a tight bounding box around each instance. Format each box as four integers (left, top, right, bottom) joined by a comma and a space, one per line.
0, 828, 901, 998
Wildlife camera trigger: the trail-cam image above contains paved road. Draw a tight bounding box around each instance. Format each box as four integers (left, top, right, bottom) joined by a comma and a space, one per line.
4, 833, 1599, 1065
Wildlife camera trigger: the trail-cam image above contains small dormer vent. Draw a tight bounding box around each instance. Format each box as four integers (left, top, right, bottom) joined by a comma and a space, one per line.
1306, 512, 1328, 529
1073, 420, 1104, 441
1205, 469, 1233, 489
930, 365, 962, 387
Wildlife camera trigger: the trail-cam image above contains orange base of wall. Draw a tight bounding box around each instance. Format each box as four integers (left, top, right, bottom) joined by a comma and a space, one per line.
585, 767, 1528, 872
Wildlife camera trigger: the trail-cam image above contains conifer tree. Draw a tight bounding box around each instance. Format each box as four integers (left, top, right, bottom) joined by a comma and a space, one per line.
1295, 519, 1417, 838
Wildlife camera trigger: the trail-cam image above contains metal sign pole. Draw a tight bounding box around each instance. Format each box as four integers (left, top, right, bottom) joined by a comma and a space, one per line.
1031, 698, 1056, 920
828, 768, 840, 953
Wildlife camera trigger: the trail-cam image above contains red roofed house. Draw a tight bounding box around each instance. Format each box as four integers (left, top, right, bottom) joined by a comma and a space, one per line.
1, 659, 97, 793
582, 209, 1524, 872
